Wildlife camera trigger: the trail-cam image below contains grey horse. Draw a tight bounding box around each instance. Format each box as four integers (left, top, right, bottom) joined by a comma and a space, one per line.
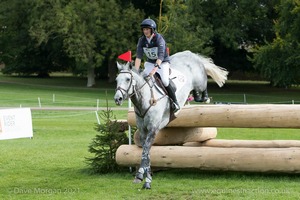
114, 50, 228, 189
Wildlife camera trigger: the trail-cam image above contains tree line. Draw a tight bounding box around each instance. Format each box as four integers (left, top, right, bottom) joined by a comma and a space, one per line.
0, 0, 299, 87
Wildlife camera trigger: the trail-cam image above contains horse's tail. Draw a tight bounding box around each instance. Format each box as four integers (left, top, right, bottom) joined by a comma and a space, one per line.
195, 53, 228, 87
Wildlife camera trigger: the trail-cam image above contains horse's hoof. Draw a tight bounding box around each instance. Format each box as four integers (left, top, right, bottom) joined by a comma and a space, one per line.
204, 98, 210, 104
142, 182, 151, 189
133, 178, 142, 184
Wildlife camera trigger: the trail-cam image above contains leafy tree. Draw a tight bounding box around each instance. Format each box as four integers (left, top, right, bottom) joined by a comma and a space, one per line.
1, 0, 143, 85
127, 0, 161, 18
252, 0, 300, 87
182, 0, 279, 73
0, 0, 70, 76
3, 0, 296, 87
162, 0, 214, 55
29, 0, 143, 85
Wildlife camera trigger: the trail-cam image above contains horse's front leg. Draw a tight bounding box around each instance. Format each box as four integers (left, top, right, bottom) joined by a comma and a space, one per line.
133, 128, 156, 189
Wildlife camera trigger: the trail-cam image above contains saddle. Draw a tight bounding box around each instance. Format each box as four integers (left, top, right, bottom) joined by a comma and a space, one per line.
153, 73, 167, 93
152, 73, 176, 95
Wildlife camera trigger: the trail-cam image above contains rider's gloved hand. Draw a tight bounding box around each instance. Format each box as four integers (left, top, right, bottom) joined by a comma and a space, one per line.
149, 67, 158, 76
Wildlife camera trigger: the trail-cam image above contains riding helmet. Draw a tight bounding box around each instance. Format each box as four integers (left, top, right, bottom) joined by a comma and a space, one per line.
140, 19, 156, 31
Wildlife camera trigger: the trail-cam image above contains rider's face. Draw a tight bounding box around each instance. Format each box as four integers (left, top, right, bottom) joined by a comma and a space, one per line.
143, 28, 152, 38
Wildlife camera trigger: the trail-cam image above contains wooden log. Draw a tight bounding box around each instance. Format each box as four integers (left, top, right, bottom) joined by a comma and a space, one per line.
184, 139, 300, 148
127, 105, 300, 128
134, 127, 217, 147
116, 145, 300, 173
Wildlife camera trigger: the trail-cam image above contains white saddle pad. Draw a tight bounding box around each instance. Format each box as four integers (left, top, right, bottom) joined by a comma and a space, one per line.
153, 68, 186, 95
170, 68, 186, 93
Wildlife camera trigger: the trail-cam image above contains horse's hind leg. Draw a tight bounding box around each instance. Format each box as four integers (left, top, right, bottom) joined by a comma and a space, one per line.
201, 89, 210, 103
193, 89, 209, 103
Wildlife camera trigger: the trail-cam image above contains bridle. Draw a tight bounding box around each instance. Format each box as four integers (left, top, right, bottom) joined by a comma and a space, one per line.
115, 70, 137, 100
115, 70, 165, 118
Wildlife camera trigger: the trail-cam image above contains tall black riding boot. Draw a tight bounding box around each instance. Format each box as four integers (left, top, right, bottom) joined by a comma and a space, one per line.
165, 84, 180, 113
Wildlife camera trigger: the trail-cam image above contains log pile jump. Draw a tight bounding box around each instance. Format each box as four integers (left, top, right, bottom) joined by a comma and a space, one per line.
128, 104, 300, 128
116, 104, 300, 173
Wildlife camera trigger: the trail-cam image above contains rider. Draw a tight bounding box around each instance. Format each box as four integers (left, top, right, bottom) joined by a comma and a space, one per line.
134, 18, 180, 113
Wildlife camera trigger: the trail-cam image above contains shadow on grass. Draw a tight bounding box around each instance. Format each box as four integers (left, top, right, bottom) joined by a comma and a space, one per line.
78, 166, 300, 182
151, 168, 300, 181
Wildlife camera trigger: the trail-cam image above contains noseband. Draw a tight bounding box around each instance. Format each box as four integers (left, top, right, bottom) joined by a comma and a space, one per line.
117, 69, 148, 101
115, 70, 135, 100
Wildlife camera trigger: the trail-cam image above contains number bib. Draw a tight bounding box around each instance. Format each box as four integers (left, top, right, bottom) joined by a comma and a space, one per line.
143, 47, 158, 60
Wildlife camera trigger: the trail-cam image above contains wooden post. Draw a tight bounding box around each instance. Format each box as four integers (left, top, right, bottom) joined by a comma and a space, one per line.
184, 139, 300, 148
116, 145, 300, 173
128, 105, 300, 128
134, 127, 217, 146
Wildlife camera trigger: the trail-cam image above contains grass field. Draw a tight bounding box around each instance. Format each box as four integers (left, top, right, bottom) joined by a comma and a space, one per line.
1, 74, 300, 199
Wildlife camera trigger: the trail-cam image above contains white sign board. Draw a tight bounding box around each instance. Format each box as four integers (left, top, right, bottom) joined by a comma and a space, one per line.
0, 108, 33, 140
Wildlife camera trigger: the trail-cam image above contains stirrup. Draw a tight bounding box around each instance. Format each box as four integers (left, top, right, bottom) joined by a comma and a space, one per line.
172, 102, 180, 113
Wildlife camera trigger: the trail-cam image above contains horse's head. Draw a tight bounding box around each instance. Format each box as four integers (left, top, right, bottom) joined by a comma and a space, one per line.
114, 62, 136, 105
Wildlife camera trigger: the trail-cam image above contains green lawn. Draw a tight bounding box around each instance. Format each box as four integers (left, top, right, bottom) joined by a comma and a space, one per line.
0, 74, 300, 199
0, 75, 126, 108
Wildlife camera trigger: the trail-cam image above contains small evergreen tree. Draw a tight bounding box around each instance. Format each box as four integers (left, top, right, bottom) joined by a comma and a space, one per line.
86, 102, 130, 173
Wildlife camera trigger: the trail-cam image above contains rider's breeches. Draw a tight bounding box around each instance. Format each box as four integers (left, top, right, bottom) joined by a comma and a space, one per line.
144, 61, 170, 87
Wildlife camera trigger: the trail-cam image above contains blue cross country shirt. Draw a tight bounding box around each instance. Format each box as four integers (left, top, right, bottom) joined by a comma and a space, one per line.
136, 33, 170, 64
